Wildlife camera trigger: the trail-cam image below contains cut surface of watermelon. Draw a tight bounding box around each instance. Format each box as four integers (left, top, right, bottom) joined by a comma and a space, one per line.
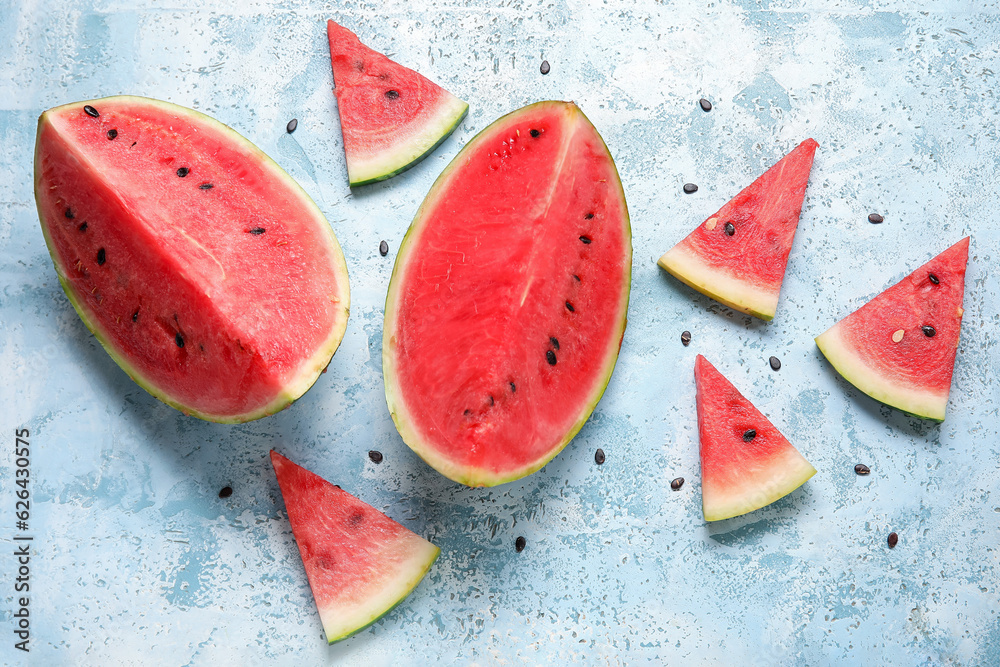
327, 19, 469, 187
383, 101, 632, 487
34, 96, 350, 423
694, 355, 816, 521
816, 237, 970, 421
270, 451, 439, 643
658, 139, 818, 321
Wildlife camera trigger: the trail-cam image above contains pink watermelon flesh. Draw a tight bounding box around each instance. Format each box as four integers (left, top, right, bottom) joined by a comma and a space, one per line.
694, 355, 816, 521
270, 451, 439, 643
815, 237, 970, 421
383, 101, 632, 487
658, 139, 818, 320
34, 97, 350, 422
327, 19, 468, 186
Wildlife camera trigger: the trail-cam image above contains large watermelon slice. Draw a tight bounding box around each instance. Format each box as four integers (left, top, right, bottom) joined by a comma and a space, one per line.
327, 19, 469, 187
270, 451, 439, 643
383, 101, 632, 487
815, 237, 970, 421
658, 139, 818, 321
34, 96, 350, 423
694, 355, 816, 521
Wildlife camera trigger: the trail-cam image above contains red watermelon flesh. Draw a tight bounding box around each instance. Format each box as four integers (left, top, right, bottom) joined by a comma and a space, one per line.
815, 237, 970, 421
383, 101, 632, 487
34, 96, 350, 423
327, 20, 469, 187
658, 139, 818, 321
694, 355, 816, 521
270, 451, 439, 644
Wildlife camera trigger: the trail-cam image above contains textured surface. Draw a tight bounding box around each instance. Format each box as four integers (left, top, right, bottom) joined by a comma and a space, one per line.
1, 0, 998, 664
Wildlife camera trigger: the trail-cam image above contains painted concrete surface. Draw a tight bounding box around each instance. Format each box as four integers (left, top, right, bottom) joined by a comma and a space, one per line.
1, 0, 999, 664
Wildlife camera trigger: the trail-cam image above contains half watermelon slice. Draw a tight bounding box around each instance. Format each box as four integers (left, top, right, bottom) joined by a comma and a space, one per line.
327, 19, 469, 187
270, 451, 439, 643
658, 139, 818, 321
383, 101, 632, 487
695, 355, 816, 521
816, 237, 970, 421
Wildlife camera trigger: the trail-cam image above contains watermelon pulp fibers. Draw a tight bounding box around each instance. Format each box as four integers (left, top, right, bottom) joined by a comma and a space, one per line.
34, 96, 350, 423
327, 20, 469, 187
270, 451, 439, 643
816, 237, 970, 421
695, 355, 816, 521
383, 101, 632, 487
658, 139, 818, 321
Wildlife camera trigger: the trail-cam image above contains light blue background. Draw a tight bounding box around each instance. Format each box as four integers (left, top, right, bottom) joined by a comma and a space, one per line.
2, 0, 998, 664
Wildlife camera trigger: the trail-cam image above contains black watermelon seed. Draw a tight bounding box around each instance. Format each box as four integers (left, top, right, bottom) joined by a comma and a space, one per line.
489, 395, 495, 406
96, 248, 106, 266
724, 222, 735, 236
379, 240, 389, 256
132, 310, 139, 323
928, 273, 940, 285
368, 450, 383, 464
540, 60, 550, 75
107, 129, 118, 140
670, 477, 685, 491
868, 213, 884, 224
530, 129, 540, 138
286, 118, 298, 133
218, 486, 233, 498
175, 333, 184, 348
683, 183, 698, 194
349, 512, 364, 527
130, 141, 136, 147
565, 301, 575, 313
78, 222, 88, 232
594, 448, 606, 465
922, 325, 936, 337
199, 183, 214, 190
681, 330, 691, 346
464, 409, 471, 416
64, 207, 74, 219
579, 235, 592, 244
249, 227, 266, 235
855, 464, 871, 475
515, 536, 527, 552
176, 167, 189, 177
573, 274, 580, 282
509, 381, 516, 392
888, 532, 899, 548
743, 429, 757, 442
699, 98, 712, 112
585, 212, 594, 219
769, 356, 781, 371
385, 89, 399, 99
546, 350, 557, 366
550, 337, 560, 350
84, 105, 99, 118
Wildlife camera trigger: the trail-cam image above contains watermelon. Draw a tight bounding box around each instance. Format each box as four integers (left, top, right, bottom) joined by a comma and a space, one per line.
270, 451, 439, 643
34, 96, 350, 423
694, 355, 816, 521
657, 139, 818, 321
327, 19, 469, 187
815, 237, 970, 421
383, 101, 632, 487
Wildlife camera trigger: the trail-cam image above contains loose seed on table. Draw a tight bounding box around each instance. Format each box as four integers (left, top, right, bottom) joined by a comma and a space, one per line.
670, 477, 685, 491
286, 118, 298, 133
368, 450, 383, 464
515, 536, 527, 552
887, 532, 899, 548
699, 98, 712, 112
868, 213, 884, 224
539, 60, 550, 75
594, 448, 605, 465
683, 183, 698, 194
855, 464, 870, 475
681, 330, 691, 346
379, 240, 389, 256
218, 486, 233, 498
769, 356, 781, 371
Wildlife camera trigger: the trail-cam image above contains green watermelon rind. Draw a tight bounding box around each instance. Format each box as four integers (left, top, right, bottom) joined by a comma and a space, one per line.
703, 451, 817, 522
34, 96, 351, 424
382, 101, 632, 487
347, 96, 469, 188
657, 245, 778, 321
815, 325, 947, 421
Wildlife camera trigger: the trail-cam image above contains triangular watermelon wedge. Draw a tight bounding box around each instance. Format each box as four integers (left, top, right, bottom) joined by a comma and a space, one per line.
694, 355, 816, 521
658, 139, 818, 321
327, 20, 469, 187
270, 451, 439, 643
815, 237, 970, 421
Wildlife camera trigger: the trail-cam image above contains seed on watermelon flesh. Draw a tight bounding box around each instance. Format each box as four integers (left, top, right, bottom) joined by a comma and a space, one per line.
695, 355, 816, 521
658, 139, 818, 321
270, 451, 439, 644
815, 237, 970, 421
327, 20, 469, 187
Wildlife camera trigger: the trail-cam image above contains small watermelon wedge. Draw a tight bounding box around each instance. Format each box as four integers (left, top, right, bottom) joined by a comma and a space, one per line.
658, 139, 818, 321
815, 237, 970, 421
270, 451, 439, 643
327, 19, 469, 187
694, 355, 816, 521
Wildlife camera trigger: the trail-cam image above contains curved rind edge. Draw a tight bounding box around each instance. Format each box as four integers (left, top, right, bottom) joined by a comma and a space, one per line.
702, 452, 817, 522
657, 246, 777, 321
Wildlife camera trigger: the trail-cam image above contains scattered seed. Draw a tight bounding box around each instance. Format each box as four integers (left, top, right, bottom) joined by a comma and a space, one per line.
546, 350, 557, 366
286, 118, 298, 133
595, 448, 605, 465
379, 240, 389, 256
384, 89, 400, 100
368, 450, 383, 464
743, 429, 757, 442
769, 356, 781, 371
515, 536, 527, 552
868, 213, 884, 224
724, 222, 735, 236
855, 464, 871, 475
892, 329, 905, 343
539, 60, 550, 75
699, 98, 712, 112
509, 381, 516, 393
96, 248, 106, 266
565, 301, 575, 312
530, 129, 540, 138
132, 310, 139, 323
78, 222, 88, 232
84, 105, 100, 118
64, 207, 74, 219
249, 227, 266, 235
175, 333, 185, 348
683, 183, 698, 194
928, 273, 940, 285
670, 477, 685, 491
218, 486, 233, 498
199, 183, 214, 190
887, 532, 899, 548
550, 337, 560, 350
176, 167, 189, 177
922, 325, 936, 337
585, 212, 594, 219
107, 129, 118, 140
681, 330, 691, 346
579, 235, 592, 244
